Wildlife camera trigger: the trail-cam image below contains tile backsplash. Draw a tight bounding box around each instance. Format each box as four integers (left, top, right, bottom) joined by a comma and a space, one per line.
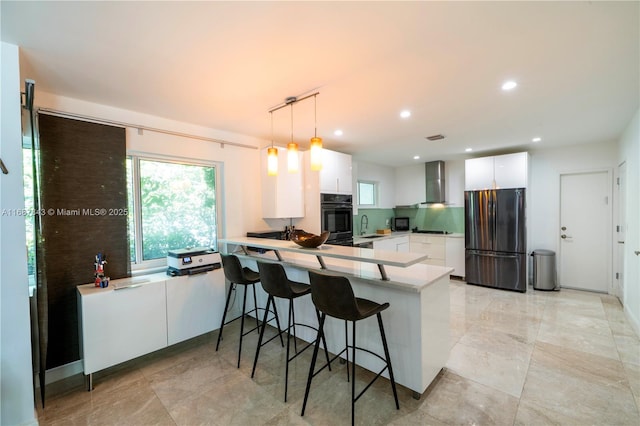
354, 206, 464, 235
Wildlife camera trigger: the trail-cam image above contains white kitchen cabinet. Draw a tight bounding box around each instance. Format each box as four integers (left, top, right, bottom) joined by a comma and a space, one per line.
465, 152, 528, 190
78, 270, 226, 381
394, 163, 426, 206
373, 235, 410, 252
409, 234, 446, 266
78, 276, 168, 375
320, 149, 353, 194
261, 146, 304, 218
494, 152, 528, 189
445, 235, 465, 279
464, 157, 495, 190
166, 271, 226, 345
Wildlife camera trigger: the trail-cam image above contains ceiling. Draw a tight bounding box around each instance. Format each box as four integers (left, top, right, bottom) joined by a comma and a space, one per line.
2, 1, 638, 167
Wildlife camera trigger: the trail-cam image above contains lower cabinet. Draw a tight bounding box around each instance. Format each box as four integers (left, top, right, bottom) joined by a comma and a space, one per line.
410, 235, 446, 266
409, 234, 466, 279
373, 235, 410, 252
79, 278, 168, 375
78, 270, 225, 376
445, 235, 465, 279
166, 273, 227, 345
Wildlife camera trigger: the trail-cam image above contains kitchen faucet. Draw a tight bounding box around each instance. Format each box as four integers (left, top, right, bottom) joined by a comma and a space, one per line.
360, 214, 368, 235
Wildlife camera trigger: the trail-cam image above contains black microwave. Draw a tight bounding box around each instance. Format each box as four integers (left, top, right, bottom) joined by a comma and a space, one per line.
394, 217, 410, 231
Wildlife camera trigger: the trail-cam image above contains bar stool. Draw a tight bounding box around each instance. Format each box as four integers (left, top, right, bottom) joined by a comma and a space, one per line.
251, 261, 331, 402
216, 254, 284, 368
302, 270, 399, 425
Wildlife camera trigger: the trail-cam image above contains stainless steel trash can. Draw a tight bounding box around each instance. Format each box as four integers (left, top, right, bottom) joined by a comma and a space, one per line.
532, 249, 557, 290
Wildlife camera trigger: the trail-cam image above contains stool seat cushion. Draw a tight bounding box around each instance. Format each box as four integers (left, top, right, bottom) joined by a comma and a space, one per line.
221, 254, 260, 285
354, 298, 390, 320
308, 270, 390, 322
289, 281, 312, 298
242, 267, 260, 283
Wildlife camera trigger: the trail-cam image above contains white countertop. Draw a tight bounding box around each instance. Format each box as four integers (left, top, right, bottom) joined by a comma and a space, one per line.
219, 236, 428, 268
219, 237, 453, 293
77, 272, 170, 296
353, 231, 464, 245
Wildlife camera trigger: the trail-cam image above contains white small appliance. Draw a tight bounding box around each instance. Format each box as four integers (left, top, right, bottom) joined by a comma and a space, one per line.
167, 247, 221, 276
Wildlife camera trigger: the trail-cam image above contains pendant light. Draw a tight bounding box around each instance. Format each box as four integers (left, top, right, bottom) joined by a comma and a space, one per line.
287, 102, 299, 173
310, 94, 323, 171
267, 111, 278, 176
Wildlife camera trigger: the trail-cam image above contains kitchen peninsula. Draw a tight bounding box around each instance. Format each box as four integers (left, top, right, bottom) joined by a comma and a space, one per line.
219, 237, 452, 397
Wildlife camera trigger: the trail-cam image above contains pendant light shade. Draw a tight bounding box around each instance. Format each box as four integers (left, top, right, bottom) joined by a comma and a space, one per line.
310, 94, 323, 171
267, 147, 278, 176
310, 136, 323, 171
287, 102, 299, 173
287, 142, 299, 173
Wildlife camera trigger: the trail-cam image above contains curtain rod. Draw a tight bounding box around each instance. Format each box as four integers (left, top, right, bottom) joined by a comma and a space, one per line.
37, 108, 258, 150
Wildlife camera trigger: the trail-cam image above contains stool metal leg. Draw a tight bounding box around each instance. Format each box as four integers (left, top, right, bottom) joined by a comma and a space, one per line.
271, 299, 285, 347
237, 284, 249, 368
284, 300, 293, 402
345, 320, 350, 382
316, 309, 332, 371
377, 312, 399, 409
301, 312, 326, 416
251, 283, 260, 333
251, 295, 273, 378
290, 301, 298, 354
216, 282, 235, 351
351, 321, 357, 426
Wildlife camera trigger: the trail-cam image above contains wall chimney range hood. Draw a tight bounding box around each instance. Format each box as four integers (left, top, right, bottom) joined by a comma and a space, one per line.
424, 161, 446, 204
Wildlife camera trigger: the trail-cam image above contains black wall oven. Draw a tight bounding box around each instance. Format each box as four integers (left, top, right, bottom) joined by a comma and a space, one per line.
320, 193, 353, 246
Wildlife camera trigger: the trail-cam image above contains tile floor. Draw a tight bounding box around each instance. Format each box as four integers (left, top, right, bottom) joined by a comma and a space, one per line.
37, 281, 640, 425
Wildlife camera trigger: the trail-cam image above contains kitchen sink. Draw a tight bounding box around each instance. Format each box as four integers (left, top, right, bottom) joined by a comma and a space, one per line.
362, 235, 384, 239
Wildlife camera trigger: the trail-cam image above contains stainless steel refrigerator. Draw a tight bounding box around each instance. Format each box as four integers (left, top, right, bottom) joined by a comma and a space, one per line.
465, 188, 527, 292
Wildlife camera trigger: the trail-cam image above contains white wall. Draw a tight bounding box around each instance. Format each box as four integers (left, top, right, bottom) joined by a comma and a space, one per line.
0, 42, 37, 426
617, 108, 639, 334
528, 140, 618, 288
35, 91, 269, 239
355, 161, 395, 208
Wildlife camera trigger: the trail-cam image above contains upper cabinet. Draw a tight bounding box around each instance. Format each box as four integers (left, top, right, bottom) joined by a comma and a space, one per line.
319, 149, 353, 194
394, 163, 426, 206
261, 147, 304, 218
465, 152, 528, 190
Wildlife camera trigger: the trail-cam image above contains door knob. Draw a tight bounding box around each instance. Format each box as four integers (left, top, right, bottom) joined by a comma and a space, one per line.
561, 234, 567, 239
635, 250, 640, 256
561, 226, 567, 231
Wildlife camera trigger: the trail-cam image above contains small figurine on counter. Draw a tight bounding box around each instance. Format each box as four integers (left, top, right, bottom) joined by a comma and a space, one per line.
94, 252, 109, 288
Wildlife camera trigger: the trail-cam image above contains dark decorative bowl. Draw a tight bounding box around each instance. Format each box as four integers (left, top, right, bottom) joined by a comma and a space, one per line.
291, 230, 330, 248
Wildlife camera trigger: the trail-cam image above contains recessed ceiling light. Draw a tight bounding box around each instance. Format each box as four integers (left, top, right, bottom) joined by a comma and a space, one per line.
400, 110, 411, 119
413, 155, 420, 160
501, 80, 517, 91
532, 137, 541, 142
334, 129, 343, 136
465, 148, 473, 152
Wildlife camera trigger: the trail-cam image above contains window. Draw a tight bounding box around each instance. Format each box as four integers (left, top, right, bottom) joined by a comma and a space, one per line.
128, 156, 219, 268
357, 180, 377, 207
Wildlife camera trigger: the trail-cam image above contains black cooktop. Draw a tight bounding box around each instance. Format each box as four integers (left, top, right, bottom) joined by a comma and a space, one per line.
411, 229, 452, 234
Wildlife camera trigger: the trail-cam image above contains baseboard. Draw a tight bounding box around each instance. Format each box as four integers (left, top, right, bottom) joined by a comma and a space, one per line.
35, 360, 83, 387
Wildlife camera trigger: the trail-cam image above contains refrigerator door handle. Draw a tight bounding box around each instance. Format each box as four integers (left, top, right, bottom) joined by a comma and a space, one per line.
467, 251, 520, 259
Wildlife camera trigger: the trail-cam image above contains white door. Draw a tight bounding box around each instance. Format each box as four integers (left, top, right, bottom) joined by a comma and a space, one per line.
559, 171, 611, 292
616, 162, 626, 300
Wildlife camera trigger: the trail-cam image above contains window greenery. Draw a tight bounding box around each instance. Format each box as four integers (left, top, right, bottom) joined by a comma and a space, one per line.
127, 156, 219, 267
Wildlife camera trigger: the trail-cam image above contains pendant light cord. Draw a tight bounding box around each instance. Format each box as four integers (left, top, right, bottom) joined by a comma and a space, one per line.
290, 103, 294, 143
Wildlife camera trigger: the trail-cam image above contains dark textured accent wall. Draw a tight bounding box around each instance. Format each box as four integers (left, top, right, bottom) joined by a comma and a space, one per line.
38, 114, 130, 369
